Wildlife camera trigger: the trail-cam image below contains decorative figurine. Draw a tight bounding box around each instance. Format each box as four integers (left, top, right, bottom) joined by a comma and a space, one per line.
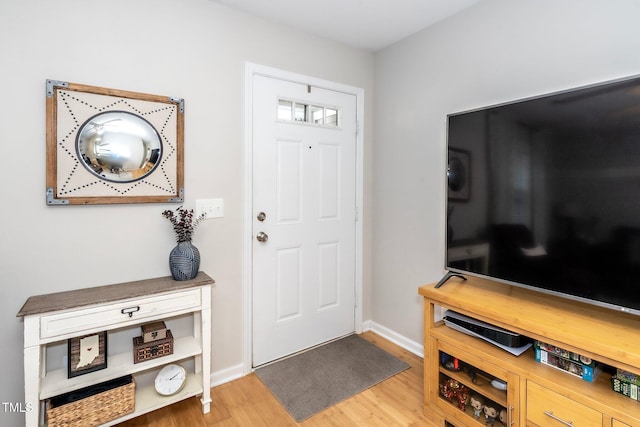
469, 393, 485, 418
441, 378, 470, 410
499, 407, 508, 426
484, 403, 498, 426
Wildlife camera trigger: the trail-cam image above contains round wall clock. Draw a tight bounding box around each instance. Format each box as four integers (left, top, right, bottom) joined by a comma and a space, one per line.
154, 363, 187, 396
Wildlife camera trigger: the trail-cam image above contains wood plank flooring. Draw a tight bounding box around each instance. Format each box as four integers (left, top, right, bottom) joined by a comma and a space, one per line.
117, 332, 438, 426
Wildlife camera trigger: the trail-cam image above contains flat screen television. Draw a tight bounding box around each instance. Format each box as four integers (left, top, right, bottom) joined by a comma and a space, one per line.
443, 74, 640, 316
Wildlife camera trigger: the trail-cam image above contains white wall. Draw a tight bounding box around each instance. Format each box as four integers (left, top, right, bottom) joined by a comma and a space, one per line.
0, 1, 373, 423
372, 0, 640, 345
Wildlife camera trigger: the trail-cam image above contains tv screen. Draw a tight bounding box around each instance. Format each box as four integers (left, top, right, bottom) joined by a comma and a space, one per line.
445, 75, 640, 315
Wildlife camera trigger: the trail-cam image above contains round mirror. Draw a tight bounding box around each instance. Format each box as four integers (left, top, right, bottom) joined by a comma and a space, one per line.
448, 156, 466, 191
76, 111, 162, 183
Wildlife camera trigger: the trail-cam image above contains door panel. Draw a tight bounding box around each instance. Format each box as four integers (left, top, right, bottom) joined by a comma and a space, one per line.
276, 139, 302, 222
276, 247, 301, 320
319, 142, 340, 219
318, 242, 339, 308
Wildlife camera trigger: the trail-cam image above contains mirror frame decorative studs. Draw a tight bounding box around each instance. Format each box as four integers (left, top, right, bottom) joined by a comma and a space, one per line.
46, 80, 184, 205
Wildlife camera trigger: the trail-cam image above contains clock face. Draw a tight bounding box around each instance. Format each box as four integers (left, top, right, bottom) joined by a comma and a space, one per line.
154, 363, 186, 396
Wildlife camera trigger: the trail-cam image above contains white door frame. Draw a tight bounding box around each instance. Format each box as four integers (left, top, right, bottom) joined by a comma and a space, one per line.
243, 62, 364, 373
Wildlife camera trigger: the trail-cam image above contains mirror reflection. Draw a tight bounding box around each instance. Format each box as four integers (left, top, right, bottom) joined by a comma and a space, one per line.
447, 157, 466, 192
76, 111, 162, 182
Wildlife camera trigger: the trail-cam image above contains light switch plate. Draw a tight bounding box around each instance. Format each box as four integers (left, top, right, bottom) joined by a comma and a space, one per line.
196, 198, 224, 219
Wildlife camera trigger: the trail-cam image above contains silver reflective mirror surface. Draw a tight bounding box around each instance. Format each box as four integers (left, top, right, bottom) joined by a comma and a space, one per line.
76, 111, 162, 182
447, 157, 466, 192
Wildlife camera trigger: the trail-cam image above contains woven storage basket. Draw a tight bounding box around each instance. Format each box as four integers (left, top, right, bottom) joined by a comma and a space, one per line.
46, 375, 135, 427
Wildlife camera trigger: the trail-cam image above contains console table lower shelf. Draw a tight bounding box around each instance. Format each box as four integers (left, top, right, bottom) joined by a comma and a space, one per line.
17, 272, 214, 427
102, 372, 203, 426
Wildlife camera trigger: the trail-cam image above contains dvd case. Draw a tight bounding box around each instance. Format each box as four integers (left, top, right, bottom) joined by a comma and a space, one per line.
534, 341, 601, 382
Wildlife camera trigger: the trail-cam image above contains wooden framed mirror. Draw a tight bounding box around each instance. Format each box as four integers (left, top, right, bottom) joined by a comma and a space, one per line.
46, 80, 184, 205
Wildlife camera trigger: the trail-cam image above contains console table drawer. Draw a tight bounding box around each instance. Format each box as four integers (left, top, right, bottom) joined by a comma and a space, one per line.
527, 381, 601, 426
40, 289, 201, 339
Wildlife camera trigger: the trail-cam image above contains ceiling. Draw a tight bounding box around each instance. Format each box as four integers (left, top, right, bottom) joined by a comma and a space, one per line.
211, 0, 481, 51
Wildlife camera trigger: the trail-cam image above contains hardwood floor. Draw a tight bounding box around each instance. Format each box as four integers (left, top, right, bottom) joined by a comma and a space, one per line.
117, 332, 437, 426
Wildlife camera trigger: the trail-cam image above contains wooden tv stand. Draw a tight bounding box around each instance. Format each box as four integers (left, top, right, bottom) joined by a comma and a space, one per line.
419, 276, 640, 427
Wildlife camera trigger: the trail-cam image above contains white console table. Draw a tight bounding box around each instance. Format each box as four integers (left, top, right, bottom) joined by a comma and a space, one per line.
17, 272, 214, 426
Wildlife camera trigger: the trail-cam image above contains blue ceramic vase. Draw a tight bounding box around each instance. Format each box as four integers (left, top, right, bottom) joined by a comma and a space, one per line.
169, 241, 200, 281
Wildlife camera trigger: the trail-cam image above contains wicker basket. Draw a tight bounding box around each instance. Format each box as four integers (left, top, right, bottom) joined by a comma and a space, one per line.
46, 375, 135, 427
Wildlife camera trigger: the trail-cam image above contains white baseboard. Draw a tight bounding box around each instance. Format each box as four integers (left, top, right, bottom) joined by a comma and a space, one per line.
210, 363, 245, 387
363, 320, 424, 358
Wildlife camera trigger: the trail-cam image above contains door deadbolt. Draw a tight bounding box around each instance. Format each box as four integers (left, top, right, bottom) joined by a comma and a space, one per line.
256, 231, 269, 242
257, 212, 266, 222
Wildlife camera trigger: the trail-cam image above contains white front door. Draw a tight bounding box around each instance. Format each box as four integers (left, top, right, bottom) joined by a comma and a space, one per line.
252, 74, 357, 366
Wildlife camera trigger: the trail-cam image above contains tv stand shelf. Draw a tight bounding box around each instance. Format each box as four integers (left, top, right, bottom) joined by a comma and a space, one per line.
419, 276, 640, 427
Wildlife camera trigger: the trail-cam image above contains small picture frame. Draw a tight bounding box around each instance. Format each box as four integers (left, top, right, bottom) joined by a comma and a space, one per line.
68, 331, 108, 378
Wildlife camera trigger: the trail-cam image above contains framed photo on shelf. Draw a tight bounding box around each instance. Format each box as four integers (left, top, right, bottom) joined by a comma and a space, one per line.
68, 331, 108, 378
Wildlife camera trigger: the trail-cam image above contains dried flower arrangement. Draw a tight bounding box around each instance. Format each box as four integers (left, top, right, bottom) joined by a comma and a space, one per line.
161, 206, 206, 242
